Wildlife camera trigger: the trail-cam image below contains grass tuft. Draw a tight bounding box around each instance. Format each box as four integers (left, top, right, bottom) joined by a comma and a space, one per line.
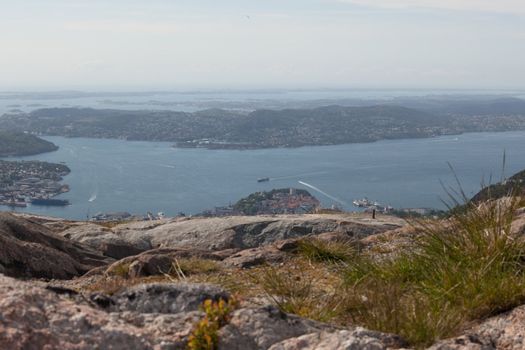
167, 258, 223, 281
253, 262, 344, 322
176, 258, 222, 276
343, 195, 525, 347
297, 237, 357, 264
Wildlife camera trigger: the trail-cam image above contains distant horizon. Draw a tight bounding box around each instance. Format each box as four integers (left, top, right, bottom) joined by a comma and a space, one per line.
1, 87, 525, 94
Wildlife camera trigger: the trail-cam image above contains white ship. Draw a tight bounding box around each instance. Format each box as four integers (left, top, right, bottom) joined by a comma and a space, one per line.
352, 198, 374, 207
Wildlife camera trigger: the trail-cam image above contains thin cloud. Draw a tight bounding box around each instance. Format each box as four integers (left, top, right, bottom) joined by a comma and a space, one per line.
336, 0, 525, 14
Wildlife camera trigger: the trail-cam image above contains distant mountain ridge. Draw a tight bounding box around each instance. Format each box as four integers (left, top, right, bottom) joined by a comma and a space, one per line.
393, 96, 525, 116
0, 105, 448, 148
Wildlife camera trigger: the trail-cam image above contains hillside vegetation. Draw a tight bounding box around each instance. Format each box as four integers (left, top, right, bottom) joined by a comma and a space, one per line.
0, 106, 444, 148
3, 103, 525, 149
470, 167, 525, 203
0, 131, 58, 157
1, 97, 525, 149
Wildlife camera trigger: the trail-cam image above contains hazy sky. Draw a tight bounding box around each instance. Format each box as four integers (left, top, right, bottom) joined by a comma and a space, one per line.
1, 0, 524, 90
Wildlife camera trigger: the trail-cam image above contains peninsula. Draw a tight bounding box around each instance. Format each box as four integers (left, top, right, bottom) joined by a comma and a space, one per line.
0, 130, 58, 157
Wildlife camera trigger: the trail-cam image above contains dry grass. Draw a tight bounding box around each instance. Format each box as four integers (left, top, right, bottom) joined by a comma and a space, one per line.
297, 237, 358, 264
174, 258, 222, 276
252, 261, 345, 322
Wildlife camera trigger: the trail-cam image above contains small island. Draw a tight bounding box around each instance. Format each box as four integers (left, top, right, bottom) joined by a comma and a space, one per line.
0, 160, 70, 207
201, 188, 320, 216
0, 131, 58, 157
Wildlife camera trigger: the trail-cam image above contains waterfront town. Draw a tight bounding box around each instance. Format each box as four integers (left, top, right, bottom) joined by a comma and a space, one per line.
0, 160, 70, 207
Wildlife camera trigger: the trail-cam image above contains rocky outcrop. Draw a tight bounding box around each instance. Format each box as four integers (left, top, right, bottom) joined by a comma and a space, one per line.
0, 213, 112, 279
0, 274, 406, 350
0, 274, 205, 349
110, 214, 401, 252
218, 306, 408, 350
429, 304, 525, 350
61, 223, 152, 259
102, 229, 369, 276
268, 329, 408, 350
44, 214, 401, 262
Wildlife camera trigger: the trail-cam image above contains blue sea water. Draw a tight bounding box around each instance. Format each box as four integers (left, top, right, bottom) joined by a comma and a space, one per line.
4, 131, 525, 220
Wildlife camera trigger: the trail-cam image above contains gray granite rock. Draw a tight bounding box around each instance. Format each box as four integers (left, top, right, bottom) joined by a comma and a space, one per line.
110, 282, 230, 314
218, 305, 334, 350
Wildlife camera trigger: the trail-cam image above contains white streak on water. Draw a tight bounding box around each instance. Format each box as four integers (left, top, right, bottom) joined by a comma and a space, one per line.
88, 194, 97, 202
298, 181, 348, 206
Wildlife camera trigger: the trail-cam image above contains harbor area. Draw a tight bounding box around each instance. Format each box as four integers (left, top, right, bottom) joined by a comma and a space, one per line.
0, 160, 70, 207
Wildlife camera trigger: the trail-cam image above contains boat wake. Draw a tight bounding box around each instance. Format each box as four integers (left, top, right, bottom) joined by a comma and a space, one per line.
298, 181, 347, 206
88, 192, 98, 202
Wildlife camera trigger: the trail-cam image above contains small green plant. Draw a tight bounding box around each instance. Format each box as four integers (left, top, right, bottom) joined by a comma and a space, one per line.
110, 262, 132, 278
187, 298, 238, 350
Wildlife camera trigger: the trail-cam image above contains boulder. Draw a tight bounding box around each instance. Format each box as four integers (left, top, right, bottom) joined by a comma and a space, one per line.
218, 305, 334, 350
0, 212, 112, 279
429, 304, 525, 350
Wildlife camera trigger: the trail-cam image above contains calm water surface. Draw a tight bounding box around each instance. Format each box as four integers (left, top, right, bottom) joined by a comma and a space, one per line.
4, 132, 525, 219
